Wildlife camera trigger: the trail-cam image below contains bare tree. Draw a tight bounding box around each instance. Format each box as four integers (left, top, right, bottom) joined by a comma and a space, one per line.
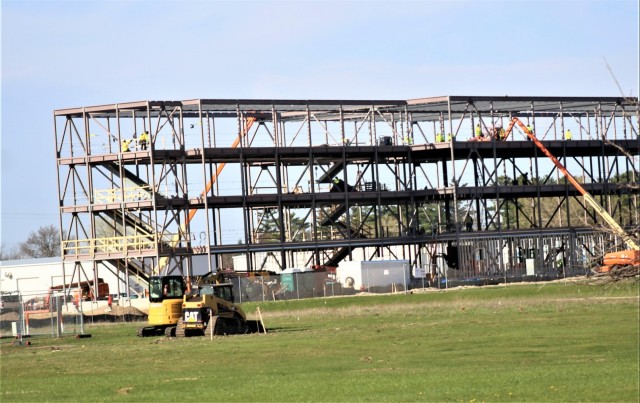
19, 225, 60, 258
0, 243, 23, 260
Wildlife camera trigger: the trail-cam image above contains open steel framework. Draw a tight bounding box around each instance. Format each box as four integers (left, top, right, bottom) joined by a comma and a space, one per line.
54, 96, 639, 293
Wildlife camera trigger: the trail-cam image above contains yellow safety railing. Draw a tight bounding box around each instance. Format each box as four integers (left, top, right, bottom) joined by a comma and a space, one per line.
94, 186, 153, 204
62, 233, 163, 258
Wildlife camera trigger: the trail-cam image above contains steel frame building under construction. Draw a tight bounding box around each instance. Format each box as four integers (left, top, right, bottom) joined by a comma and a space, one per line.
55, 96, 639, 294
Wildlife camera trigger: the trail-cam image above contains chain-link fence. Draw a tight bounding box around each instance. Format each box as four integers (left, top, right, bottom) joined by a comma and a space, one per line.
229, 249, 593, 303
231, 272, 343, 303
418, 232, 596, 288
230, 266, 412, 303
0, 290, 89, 340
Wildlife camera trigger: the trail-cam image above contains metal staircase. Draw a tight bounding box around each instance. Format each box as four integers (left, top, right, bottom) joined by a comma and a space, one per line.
317, 161, 345, 183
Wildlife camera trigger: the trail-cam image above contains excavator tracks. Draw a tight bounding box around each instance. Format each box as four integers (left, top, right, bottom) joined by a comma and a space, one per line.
175, 317, 185, 337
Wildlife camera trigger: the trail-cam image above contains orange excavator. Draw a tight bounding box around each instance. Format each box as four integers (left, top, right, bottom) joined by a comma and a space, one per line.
502, 117, 639, 273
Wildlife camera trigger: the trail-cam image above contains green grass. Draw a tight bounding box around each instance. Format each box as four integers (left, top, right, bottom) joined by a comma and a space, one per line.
1, 281, 639, 402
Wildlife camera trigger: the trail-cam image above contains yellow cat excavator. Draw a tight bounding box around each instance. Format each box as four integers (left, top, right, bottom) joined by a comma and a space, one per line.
503, 118, 639, 273
137, 275, 186, 337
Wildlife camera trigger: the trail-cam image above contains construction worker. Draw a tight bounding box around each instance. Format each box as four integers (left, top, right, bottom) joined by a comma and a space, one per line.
403, 135, 413, 145
435, 132, 444, 143
331, 177, 342, 192
475, 123, 482, 139
121, 139, 131, 152
446, 133, 455, 142
498, 128, 506, 141
139, 131, 149, 150
465, 215, 473, 232
565, 129, 572, 140
526, 125, 534, 141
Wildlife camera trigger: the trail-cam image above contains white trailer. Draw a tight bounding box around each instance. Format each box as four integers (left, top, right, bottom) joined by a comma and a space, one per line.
336, 260, 410, 291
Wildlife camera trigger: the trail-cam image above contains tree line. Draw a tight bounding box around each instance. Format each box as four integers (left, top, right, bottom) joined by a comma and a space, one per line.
0, 225, 60, 260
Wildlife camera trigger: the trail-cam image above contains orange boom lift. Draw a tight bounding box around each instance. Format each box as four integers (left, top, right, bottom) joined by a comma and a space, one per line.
503, 118, 639, 272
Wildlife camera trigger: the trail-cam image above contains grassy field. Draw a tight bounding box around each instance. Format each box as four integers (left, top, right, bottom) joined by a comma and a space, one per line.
1, 280, 638, 402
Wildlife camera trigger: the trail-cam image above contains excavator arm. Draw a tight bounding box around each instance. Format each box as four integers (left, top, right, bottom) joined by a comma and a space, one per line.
507, 117, 638, 251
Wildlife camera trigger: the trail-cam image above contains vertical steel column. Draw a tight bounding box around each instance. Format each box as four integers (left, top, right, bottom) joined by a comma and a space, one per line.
209, 113, 222, 250
145, 103, 161, 274
473, 157, 481, 231
532, 135, 542, 229
116, 108, 129, 269
560, 101, 570, 228
272, 105, 287, 269
339, 104, 352, 261
236, 106, 252, 273
621, 108, 638, 226
305, 104, 321, 265
197, 101, 213, 274
579, 114, 587, 225
446, 98, 463, 274
54, 112, 65, 259
611, 106, 623, 225
489, 100, 504, 274
84, 109, 101, 299
372, 105, 382, 253
586, 111, 596, 223
594, 106, 604, 224
601, 101, 614, 218
179, 105, 193, 278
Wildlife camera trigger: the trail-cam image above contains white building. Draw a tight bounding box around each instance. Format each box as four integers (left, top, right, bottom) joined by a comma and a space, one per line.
0, 257, 139, 298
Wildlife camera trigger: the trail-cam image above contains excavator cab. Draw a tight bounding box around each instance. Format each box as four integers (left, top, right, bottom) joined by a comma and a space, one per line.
199, 283, 235, 303
149, 275, 185, 302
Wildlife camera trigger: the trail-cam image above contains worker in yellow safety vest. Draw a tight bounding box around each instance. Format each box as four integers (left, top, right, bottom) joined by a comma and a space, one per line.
475, 123, 482, 139
435, 133, 444, 143
139, 131, 149, 150
446, 133, 455, 142
526, 125, 533, 139
565, 129, 572, 140
498, 128, 506, 141
121, 139, 131, 152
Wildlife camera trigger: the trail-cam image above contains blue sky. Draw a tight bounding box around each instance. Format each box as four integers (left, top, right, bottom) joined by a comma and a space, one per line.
1, 0, 638, 249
